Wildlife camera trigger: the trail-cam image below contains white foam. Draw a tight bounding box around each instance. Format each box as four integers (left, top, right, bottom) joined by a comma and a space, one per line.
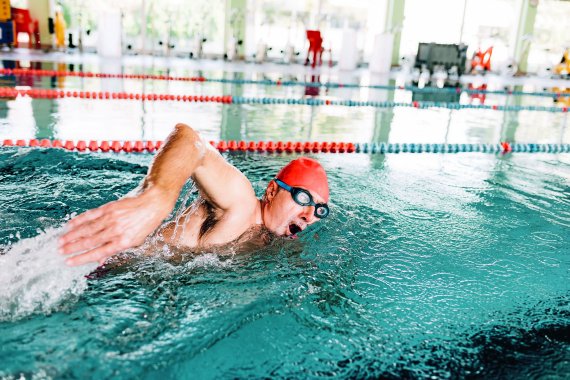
0, 227, 97, 321
183, 253, 234, 270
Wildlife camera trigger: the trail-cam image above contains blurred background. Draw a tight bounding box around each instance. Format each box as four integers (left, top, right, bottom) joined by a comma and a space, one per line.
1, 0, 569, 76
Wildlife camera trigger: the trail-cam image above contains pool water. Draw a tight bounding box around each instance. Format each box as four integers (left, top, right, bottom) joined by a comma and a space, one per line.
1, 59, 569, 378
0, 147, 568, 379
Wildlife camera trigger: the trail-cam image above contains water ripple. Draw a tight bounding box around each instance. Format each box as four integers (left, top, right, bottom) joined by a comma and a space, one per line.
0, 145, 569, 378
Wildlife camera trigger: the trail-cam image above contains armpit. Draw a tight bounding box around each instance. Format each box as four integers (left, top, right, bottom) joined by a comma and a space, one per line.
199, 199, 219, 239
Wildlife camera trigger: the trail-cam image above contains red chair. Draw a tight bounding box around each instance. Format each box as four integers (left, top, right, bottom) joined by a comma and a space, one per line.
471, 47, 493, 72
11, 7, 40, 49
306, 30, 324, 68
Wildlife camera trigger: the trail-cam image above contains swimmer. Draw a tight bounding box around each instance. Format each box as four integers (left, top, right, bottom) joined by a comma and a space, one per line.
58, 123, 330, 266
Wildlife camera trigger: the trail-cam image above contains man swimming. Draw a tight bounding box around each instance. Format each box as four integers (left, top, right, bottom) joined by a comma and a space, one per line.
59, 123, 330, 266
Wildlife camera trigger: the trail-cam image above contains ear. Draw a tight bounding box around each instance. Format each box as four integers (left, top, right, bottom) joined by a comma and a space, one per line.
265, 180, 279, 202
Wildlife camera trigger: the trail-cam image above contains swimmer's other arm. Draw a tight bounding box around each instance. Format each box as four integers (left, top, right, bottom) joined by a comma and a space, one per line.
58, 123, 253, 266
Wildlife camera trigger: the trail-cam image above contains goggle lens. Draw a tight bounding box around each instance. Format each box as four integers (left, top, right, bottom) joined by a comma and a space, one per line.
315, 205, 329, 218
294, 191, 311, 205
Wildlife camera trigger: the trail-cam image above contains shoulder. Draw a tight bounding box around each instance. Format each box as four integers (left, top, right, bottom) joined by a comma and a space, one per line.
224, 193, 259, 222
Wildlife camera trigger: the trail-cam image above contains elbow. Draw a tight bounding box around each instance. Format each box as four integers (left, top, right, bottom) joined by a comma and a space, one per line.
174, 123, 198, 139
173, 123, 207, 161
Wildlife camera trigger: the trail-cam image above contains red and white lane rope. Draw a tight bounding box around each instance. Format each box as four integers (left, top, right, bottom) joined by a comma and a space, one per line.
0, 87, 232, 103
0, 68, 205, 82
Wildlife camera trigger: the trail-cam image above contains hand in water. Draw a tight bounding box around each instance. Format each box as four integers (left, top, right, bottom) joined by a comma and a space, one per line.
59, 189, 172, 266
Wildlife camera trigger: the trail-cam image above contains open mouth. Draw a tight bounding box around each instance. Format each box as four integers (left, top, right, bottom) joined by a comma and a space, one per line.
288, 223, 302, 237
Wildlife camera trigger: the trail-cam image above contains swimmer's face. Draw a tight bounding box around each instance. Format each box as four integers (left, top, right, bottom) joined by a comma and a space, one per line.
262, 180, 325, 238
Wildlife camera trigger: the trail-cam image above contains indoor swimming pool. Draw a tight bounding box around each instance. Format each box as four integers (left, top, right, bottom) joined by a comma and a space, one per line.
0, 60, 569, 378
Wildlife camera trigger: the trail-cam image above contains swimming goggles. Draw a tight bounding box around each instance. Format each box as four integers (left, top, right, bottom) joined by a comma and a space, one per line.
274, 178, 330, 219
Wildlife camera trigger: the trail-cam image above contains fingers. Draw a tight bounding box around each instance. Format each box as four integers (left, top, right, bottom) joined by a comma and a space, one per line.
59, 227, 117, 256
58, 196, 157, 266
60, 207, 107, 247
65, 241, 120, 267
59, 217, 110, 251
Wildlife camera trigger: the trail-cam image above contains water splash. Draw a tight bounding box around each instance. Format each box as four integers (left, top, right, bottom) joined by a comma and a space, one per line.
0, 227, 97, 321
171, 181, 199, 241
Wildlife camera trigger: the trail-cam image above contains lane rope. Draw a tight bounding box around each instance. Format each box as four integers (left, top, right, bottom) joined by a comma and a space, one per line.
231, 96, 569, 112
2, 139, 569, 154
1, 67, 567, 98
0, 87, 232, 103
0, 87, 568, 113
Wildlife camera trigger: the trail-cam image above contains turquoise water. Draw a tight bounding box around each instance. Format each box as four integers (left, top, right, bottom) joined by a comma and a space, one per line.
1, 60, 570, 378
0, 147, 569, 379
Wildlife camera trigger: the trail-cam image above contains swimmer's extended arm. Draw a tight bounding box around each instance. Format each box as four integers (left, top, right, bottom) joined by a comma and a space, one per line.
59, 123, 255, 266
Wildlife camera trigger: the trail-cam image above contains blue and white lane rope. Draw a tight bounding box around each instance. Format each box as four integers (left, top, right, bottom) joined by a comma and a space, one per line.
352, 143, 570, 154
231, 96, 569, 113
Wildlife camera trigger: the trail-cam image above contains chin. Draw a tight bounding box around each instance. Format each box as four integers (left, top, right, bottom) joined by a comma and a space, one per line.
265, 224, 285, 237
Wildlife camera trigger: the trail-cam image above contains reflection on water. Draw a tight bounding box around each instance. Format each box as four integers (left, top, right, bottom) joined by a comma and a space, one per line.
0, 59, 568, 146
411, 85, 461, 103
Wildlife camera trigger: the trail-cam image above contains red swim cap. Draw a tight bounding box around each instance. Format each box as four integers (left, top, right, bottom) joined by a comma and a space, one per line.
276, 157, 329, 202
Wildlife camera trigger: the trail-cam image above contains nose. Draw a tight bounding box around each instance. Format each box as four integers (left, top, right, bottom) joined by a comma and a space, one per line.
300, 206, 317, 224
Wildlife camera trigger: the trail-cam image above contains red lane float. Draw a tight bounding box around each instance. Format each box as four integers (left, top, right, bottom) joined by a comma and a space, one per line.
500, 141, 512, 153
88, 140, 98, 151
76, 140, 87, 151
2, 139, 357, 154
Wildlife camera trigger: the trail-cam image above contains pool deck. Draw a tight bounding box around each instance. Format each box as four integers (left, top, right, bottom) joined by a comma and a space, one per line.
2, 48, 570, 89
